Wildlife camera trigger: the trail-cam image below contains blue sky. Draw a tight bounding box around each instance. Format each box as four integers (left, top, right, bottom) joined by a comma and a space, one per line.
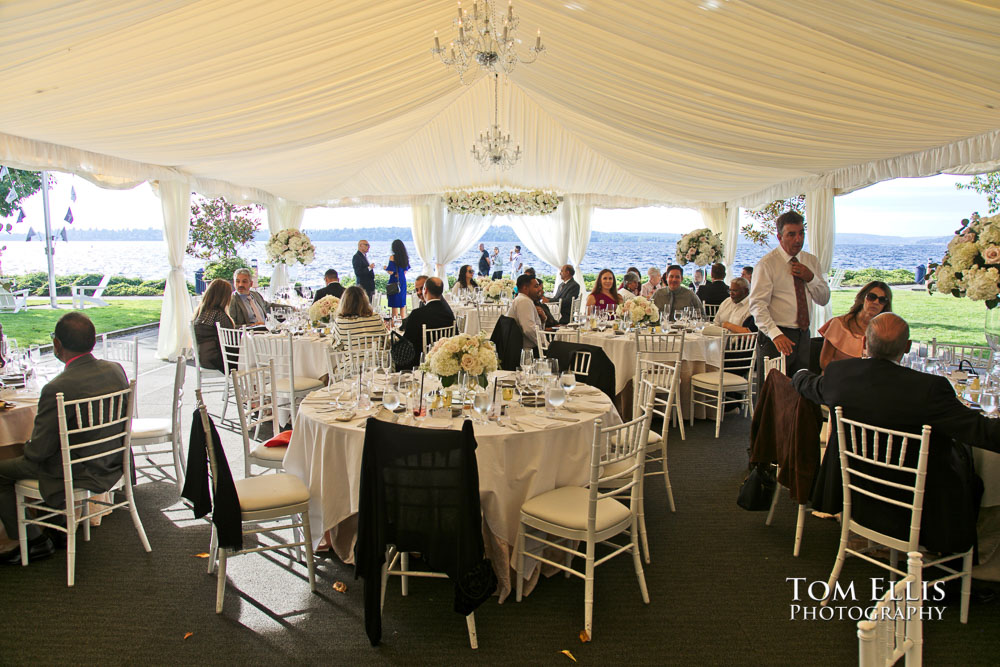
3, 172, 992, 238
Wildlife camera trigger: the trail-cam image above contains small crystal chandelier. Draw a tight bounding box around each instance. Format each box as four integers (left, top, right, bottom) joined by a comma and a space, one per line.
432, 0, 545, 84
471, 74, 521, 170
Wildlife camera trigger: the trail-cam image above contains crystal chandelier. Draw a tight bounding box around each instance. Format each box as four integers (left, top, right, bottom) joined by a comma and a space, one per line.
432, 0, 545, 84
471, 74, 521, 170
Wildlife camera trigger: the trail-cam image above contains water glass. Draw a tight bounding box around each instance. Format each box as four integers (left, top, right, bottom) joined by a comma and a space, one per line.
546, 385, 566, 413
520, 348, 534, 369
534, 359, 551, 377
382, 388, 400, 412
472, 390, 493, 424
559, 371, 577, 395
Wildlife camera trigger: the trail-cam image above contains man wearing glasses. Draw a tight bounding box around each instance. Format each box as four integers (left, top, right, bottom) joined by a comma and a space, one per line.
0, 313, 130, 565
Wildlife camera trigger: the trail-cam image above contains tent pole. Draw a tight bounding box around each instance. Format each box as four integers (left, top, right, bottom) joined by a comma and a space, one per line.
40, 170, 59, 309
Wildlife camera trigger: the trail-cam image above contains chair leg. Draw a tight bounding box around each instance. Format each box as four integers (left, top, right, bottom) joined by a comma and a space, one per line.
81, 498, 91, 542
215, 547, 228, 614
584, 539, 595, 639
466, 613, 479, 650
220, 380, 230, 422
208, 527, 219, 574
637, 476, 650, 564
673, 382, 685, 440
714, 386, 723, 439
960, 550, 973, 624
793, 505, 806, 557
400, 552, 410, 596
15, 490, 29, 567
66, 512, 77, 587
172, 436, 185, 491
765, 475, 781, 526
631, 519, 650, 605
380, 547, 393, 612
124, 478, 152, 552
822, 526, 851, 607
660, 443, 676, 513
301, 513, 316, 593
515, 523, 526, 602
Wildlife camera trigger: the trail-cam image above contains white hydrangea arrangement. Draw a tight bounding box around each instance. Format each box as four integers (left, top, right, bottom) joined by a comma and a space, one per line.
422, 332, 499, 387
445, 190, 559, 216
265, 229, 316, 265
675, 228, 724, 267
616, 295, 658, 325
932, 213, 1000, 307
308, 295, 340, 324
479, 277, 514, 301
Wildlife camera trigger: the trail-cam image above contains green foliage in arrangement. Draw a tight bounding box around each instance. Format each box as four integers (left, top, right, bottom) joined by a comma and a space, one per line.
840, 268, 916, 286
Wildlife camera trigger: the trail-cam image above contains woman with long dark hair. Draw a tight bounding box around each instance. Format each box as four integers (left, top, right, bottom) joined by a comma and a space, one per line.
384, 239, 410, 318
452, 264, 478, 294
192, 278, 236, 370
586, 268, 622, 312
818, 280, 892, 369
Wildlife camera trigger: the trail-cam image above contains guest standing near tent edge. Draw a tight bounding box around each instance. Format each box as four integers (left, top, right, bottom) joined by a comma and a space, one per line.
353, 239, 376, 302
384, 239, 410, 319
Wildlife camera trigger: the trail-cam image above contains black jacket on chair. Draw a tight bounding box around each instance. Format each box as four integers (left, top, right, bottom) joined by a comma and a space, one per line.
545, 341, 617, 401
490, 315, 525, 371
181, 409, 242, 551
354, 419, 496, 646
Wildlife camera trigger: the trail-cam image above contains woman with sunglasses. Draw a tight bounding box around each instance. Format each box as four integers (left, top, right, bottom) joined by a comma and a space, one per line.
818, 280, 892, 370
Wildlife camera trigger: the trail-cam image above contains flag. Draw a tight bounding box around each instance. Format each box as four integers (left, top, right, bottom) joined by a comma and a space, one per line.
70, 186, 77, 202
60, 227, 68, 242
0, 166, 8, 180
4, 188, 16, 204
64, 207, 73, 224
25, 226, 36, 241
16, 208, 25, 224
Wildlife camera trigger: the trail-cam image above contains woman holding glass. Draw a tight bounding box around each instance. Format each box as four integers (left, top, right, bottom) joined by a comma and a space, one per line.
818, 281, 892, 370
585, 269, 623, 314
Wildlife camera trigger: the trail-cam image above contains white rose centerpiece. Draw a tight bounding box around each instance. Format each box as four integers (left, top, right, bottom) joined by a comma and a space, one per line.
422, 332, 499, 388
616, 295, 658, 326
676, 228, 724, 267
932, 213, 1000, 308
484, 277, 514, 301
308, 295, 340, 324
265, 229, 316, 266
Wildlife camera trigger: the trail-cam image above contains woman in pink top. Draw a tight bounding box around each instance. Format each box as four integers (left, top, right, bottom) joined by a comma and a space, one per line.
818, 281, 892, 370
586, 268, 623, 314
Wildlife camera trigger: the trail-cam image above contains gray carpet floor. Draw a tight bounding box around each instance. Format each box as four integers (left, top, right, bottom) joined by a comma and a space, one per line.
2, 340, 997, 665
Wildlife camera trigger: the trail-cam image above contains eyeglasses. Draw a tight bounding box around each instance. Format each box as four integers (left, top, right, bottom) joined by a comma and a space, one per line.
865, 292, 888, 305
49, 332, 56, 341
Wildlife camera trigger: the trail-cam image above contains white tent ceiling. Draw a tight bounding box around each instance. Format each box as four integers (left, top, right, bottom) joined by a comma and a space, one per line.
2, 0, 1000, 209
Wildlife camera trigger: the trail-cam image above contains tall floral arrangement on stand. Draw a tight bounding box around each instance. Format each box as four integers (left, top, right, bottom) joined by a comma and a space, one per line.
422, 333, 499, 387
265, 229, 316, 265
675, 228, 724, 267
931, 213, 1000, 308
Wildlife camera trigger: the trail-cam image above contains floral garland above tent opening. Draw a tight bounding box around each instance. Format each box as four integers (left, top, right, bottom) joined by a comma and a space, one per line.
445, 190, 560, 216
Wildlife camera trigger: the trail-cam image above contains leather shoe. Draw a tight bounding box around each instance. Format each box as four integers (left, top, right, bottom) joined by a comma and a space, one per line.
0, 535, 55, 565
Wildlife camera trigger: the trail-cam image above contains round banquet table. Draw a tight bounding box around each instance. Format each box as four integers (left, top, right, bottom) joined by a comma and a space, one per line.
453, 304, 481, 335
239, 331, 333, 379
0, 390, 39, 547
568, 327, 723, 420
283, 376, 621, 601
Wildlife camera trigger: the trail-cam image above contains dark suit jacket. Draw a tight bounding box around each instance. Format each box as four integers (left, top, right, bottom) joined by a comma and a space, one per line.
227, 290, 270, 328
400, 298, 455, 362
696, 280, 730, 306
551, 280, 581, 325
314, 282, 345, 302
793, 357, 999, 552
537, 302, 558, 329
353, 251, 375, 293
23, 354, 130, 506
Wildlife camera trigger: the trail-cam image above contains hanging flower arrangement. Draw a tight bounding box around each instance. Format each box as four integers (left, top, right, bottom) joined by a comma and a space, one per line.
930, 213, 1000, 308
445, 190, 560, 216
265, 229, 316, 265
675, 228, 724, 266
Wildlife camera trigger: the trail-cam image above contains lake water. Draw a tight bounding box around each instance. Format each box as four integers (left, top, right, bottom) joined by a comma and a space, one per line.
0, 239, 947, 283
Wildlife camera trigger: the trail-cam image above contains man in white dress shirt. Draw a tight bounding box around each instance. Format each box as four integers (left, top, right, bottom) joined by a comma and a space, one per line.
714, 277, 752, 333
748, 211, 830, 376
506, 273, 543, 350
511, 246, 523, 278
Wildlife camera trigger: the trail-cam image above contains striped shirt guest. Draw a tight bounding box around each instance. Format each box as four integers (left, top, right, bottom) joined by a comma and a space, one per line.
333, 285, 387, 346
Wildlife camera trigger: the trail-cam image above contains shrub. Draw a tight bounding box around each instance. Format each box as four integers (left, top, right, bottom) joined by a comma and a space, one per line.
841, 268, 915, 286
204, 256, 249, 282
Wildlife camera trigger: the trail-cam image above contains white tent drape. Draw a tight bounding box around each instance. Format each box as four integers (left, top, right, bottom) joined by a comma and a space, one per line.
410, 196, 441, 276
155, 179, 193, 360
509, 195, 592, 296
806, 188, 836, 333
724, 206, 740, 273
435, 211, 495, 280
265, 200, 305, 292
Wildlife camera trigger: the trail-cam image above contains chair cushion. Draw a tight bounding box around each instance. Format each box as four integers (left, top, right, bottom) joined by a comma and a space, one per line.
235, 473, 310, 512
250, 443, 287, 461
647, 430, 662, 445
131, 418, 171, 439
275, 376, 324, 393
264, 430, 293, 448
691, 371, 748, 388
522, 486, 631, 532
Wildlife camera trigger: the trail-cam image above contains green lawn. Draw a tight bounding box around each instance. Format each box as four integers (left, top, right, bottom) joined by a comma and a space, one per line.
1, 299, 163, 346
829, 289, 987, 346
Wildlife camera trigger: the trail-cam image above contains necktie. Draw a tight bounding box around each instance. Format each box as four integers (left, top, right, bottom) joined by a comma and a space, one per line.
668, 291, 675, 319
789, 257, 809, 330
247, 294, 265, 323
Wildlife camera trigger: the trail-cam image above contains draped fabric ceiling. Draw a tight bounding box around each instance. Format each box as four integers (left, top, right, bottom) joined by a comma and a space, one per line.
2, 0, 999, 209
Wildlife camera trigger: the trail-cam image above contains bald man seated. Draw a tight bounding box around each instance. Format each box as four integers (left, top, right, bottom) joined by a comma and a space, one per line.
792, 312, 1000, 555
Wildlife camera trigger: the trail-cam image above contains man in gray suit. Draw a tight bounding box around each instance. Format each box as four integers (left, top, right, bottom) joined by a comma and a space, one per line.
228, 267, 270, 328
0, 312, 130, 564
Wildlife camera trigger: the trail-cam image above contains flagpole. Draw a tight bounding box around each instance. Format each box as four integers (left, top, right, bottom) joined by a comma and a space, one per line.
40, 171, 58, 309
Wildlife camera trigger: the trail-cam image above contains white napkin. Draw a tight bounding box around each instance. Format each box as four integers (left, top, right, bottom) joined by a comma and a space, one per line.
420, 417, 455, 429
517, 415, 561, 429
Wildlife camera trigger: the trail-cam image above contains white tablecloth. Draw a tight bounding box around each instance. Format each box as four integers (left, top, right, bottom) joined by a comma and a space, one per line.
239, 332, 332, 379
283, 380, 620, 600
454, 305, 481, 335
0, 391, 38, 546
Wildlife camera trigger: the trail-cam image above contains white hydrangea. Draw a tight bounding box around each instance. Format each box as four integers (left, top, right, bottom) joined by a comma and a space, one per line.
948, 241, 980, 271
964, 266, 1000, 301
265, 229, 316, 266
935, 264, 959, 294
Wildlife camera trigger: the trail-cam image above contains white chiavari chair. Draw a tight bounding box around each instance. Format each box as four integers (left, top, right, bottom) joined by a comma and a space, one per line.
570, 349, 592, 379
690, 331, 757, 438
131, 353, 188, 490
422, 324, 458, 357
477, 303, 504, 337
100, 335, 139, 410
703, 303, 720, 319
539, 329, 580, 355
214, 323, 244, 422
858, 552, 924, 666
247, 331, 323, 424
231, 361, 283, 477
635, 330, 686, 440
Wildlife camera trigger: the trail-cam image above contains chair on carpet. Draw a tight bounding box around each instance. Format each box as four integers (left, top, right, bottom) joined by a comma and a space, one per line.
825, 407, 972, 623
232, 361, 283, 477
634, 330, 686, 440
636, 359, 679, 517
248, 330, 323, 423
514, 411, 651, 638
422, 323, 458, 357
192, 393, 315, 614
690, 330, 757, 438
476, 303, 504, 338
858, 551, 924, 666
214, 323, 244, 422
131, 353, 188, 490
14, 381, 150, 586
354, 419, 496, 648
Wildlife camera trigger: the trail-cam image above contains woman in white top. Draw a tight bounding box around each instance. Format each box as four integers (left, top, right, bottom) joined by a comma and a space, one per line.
333, 285, 387, 345
451, 264, 479, 293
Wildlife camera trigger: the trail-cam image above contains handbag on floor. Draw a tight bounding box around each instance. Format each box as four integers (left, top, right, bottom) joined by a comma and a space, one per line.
737, 462, 777, 511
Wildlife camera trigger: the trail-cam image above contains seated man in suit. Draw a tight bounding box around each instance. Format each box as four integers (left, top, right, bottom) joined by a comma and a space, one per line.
792, 312, 1000, 554
411, 275, 428, 309
542, 264, 581, 325
227, 268, 270, 327
0, 312, 131, 564
400, 277, 455, 365
313, 269, 345, 301
697, 262, 731, 306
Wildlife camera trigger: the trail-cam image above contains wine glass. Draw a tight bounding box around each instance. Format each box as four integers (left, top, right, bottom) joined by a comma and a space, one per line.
559, 371, 576, 397
534, 359, 551, 377
520, 348, 534, 370
546, 385, 566, 414
382, 387, 400, 412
